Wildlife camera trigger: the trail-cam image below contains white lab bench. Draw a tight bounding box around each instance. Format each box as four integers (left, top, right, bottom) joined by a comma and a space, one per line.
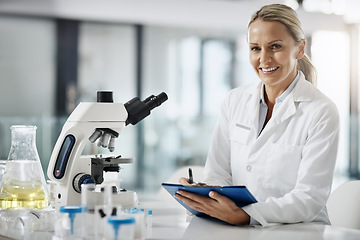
139, 198, 360, 240
2, 198, 360, 240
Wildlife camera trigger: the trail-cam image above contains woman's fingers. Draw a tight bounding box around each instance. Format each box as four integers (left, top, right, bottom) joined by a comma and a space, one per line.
175, 191, 208, 213
179, 177, 190, 185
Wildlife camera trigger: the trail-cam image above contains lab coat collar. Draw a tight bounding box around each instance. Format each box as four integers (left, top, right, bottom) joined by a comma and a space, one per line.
291, 71, 315, 102
256, 71, 314, 135
259, 71, 300, 105
239, 71, 314, 138
247, 71, 311, 105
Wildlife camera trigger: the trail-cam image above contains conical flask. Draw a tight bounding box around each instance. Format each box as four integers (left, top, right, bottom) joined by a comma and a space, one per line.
0, 125, 49, 209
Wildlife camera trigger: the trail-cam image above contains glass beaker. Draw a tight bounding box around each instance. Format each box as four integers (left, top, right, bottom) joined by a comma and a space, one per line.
0, 125, 49, 209
0, 159, 7, 186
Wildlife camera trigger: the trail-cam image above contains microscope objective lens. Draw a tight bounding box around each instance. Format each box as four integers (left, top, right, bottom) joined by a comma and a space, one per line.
89, 130, 102, 143
108, 136, 116, 152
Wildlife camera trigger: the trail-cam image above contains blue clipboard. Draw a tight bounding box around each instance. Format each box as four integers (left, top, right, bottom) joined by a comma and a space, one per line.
161, 183, 257, 216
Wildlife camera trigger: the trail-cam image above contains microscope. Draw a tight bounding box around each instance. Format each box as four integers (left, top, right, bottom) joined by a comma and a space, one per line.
47, 91, 168, 209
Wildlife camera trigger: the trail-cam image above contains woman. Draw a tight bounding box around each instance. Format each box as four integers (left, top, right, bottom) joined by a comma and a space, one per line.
175, 4, 339, 227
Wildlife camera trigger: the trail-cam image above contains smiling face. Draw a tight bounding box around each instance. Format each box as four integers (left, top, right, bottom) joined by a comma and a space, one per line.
248, 19, 305, 94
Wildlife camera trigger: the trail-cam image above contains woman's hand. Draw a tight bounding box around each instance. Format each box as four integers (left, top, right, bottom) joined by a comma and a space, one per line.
175, 190, 250, 225
179, 177, 191, 185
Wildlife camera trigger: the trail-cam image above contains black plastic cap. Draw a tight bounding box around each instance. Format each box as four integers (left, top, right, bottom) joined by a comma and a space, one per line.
97, 91, 113, 103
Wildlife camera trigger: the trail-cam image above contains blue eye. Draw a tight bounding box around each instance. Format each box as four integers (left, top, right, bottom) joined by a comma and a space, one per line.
271, 44, 281, 49
251, 46, 260, 51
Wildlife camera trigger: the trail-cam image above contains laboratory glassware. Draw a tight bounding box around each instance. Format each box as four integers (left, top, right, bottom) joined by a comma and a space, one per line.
0, 125, 49, 209
0, 160, 6, 186
107, 215, 135, 240
54, 205, 84, 239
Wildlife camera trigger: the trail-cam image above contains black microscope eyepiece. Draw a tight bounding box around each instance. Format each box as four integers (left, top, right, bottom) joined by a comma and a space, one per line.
124, 92, 168, 125
142, 92, 168, 110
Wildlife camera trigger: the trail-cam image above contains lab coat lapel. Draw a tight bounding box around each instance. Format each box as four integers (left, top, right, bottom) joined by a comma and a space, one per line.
253, 73, 312, 142
247, 93, 297, 158
246, 82, 262, 142
262, 95, 296, 132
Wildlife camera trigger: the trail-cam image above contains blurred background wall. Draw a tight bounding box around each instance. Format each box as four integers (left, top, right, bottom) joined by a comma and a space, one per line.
0, 0, 358, 195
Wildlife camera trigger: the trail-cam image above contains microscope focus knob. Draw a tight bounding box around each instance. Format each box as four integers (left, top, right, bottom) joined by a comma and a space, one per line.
73, 173, 95, 193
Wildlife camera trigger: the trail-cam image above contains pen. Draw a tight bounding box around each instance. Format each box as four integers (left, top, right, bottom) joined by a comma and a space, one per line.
188, 168, 193, 184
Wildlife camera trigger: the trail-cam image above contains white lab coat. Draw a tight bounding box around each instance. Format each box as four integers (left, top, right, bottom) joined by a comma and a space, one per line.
203, 71, 340, 227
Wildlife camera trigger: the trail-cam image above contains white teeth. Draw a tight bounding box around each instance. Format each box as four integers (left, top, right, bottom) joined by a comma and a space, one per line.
262, 67, 278, 72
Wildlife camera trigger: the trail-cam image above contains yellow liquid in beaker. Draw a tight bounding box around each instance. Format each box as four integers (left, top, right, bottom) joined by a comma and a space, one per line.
0, 180, 49, 209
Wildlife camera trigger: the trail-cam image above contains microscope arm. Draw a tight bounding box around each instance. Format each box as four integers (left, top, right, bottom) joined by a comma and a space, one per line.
47, 102, 127, 184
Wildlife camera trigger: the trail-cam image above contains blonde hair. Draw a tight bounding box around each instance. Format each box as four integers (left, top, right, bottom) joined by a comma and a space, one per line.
248, 4, 317, 85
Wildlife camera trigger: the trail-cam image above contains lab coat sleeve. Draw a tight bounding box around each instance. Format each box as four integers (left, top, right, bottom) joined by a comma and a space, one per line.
203, 94, 233, 186
243, 101, 340, 226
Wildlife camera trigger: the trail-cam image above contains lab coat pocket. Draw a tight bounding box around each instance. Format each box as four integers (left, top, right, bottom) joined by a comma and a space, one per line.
229, 123, 251, 162
264, 143, 303, 193
230, 123, 251, 144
